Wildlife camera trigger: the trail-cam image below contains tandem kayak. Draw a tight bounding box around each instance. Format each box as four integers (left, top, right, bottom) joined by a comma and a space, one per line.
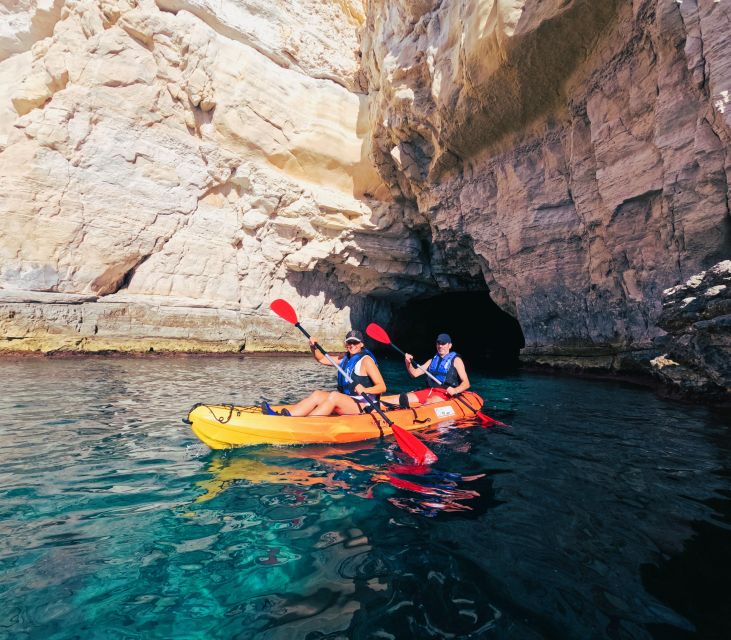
185, 391, 485, 449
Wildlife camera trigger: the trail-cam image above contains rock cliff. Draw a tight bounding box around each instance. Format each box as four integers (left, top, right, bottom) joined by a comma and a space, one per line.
0, 0, 435, 352
0, 0, 729, 399
361, 0, 730, 368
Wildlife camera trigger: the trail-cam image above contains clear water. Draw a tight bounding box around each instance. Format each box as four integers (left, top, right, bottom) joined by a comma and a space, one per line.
0, 355, 729, 640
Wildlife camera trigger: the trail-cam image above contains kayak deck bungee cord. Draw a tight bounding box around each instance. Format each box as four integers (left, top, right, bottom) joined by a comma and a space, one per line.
185, 391, 485, 450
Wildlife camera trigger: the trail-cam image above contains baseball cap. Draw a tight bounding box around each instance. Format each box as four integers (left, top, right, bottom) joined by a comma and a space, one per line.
345, 329, 364, 344
436, 333, 452, 344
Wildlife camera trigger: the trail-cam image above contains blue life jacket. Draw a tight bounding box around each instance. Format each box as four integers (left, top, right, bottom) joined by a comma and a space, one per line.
426, 351, 462, 388
337, 349, 379, 396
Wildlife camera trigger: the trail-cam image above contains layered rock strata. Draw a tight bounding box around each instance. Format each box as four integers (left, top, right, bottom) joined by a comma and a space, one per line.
0, 0, 435, 353
361, 0, 730, 369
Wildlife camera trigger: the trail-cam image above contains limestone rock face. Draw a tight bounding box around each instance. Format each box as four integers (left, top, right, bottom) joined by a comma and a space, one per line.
362, 0, 730, 360
1, 0, 729, 383
154, 0, 366, 89
0, 0, 64, 62
0, 0, 433, 353
651, 260, 731, 399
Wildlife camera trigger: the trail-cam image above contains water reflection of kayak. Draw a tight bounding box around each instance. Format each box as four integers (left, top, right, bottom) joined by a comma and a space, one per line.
195, 442, 494, 519
195, 446, 372, 502
185, 391, 484, 449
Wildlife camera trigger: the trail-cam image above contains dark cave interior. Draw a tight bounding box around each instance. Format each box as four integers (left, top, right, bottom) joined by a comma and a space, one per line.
378, 292, 525, 369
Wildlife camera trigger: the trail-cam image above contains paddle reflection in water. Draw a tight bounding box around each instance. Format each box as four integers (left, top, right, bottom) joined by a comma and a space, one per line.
375, 464, 487, 517
193, 421, 495, 519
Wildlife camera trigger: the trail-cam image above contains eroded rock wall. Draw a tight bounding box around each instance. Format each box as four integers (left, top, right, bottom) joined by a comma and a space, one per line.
0, 0, 436, 353
1, 0, 729, 377
362, 0, 730, 362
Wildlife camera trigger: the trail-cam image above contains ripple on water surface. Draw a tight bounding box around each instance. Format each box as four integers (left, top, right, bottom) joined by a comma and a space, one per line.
0, 356, 729, 639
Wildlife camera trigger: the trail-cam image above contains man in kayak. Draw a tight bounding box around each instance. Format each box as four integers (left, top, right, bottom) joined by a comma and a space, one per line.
384, 333, 470, 408
261, 329, 387, 416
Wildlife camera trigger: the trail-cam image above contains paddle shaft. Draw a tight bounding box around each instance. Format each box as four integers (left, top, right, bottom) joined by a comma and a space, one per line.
389, 341, 444, 386
294, 323, 396, 428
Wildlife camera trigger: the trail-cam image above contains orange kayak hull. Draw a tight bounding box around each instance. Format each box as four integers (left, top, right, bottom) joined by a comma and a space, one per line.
186, 392, 484, 449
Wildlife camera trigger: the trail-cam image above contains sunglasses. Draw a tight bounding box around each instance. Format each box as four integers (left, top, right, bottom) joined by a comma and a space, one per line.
345, 341, 362, 346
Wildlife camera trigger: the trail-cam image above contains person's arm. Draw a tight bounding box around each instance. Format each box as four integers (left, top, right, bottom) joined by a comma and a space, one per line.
354, 357, 387, 396
309, 337, 340, 367
404, 354, 428, 378
445, 357, 470, 395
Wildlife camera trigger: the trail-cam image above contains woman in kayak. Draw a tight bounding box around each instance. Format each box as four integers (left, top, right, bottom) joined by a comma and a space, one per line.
382, 332, 470, 408
262, 329, 386, 416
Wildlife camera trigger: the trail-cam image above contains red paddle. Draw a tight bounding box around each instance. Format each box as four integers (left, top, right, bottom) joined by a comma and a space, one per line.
365, 322, 507, 427
269, 299, 438, 464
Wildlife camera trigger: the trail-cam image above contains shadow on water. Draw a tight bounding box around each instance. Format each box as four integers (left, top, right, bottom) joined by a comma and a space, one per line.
641, 418, 731, 640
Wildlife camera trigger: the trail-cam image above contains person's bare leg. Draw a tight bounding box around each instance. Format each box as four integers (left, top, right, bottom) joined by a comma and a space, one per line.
331, 393, 364, 416
406, 392, 421, 406
309, 391, 361, 416
288, 390, 329, 416
424, 392, 448, 405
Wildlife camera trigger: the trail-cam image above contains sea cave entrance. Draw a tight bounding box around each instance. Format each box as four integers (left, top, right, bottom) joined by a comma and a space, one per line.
388, 292, 525, 369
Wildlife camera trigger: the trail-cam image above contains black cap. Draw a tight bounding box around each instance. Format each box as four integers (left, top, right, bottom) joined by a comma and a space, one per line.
345, 329, 364, 344
436, 333, 452, 344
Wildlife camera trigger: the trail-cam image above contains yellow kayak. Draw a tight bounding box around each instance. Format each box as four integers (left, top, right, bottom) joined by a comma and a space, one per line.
185, 391, 484, 449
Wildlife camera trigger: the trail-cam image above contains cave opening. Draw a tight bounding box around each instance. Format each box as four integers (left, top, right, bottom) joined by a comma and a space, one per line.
385, 292, 525, 369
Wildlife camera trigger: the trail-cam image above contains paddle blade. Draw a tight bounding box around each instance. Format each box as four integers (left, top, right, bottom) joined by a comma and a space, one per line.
365, 323, 391, 345
391, 424, 438, 465
476, 411, 507, 428
270, 299, 298, 324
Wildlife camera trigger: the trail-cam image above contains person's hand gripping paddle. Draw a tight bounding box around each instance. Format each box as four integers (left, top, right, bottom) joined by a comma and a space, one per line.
365, 323, 507, 427
270, 299, 438, 465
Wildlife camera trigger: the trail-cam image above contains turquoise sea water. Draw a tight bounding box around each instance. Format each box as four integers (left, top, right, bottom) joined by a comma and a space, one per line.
0, 355, 729, 639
